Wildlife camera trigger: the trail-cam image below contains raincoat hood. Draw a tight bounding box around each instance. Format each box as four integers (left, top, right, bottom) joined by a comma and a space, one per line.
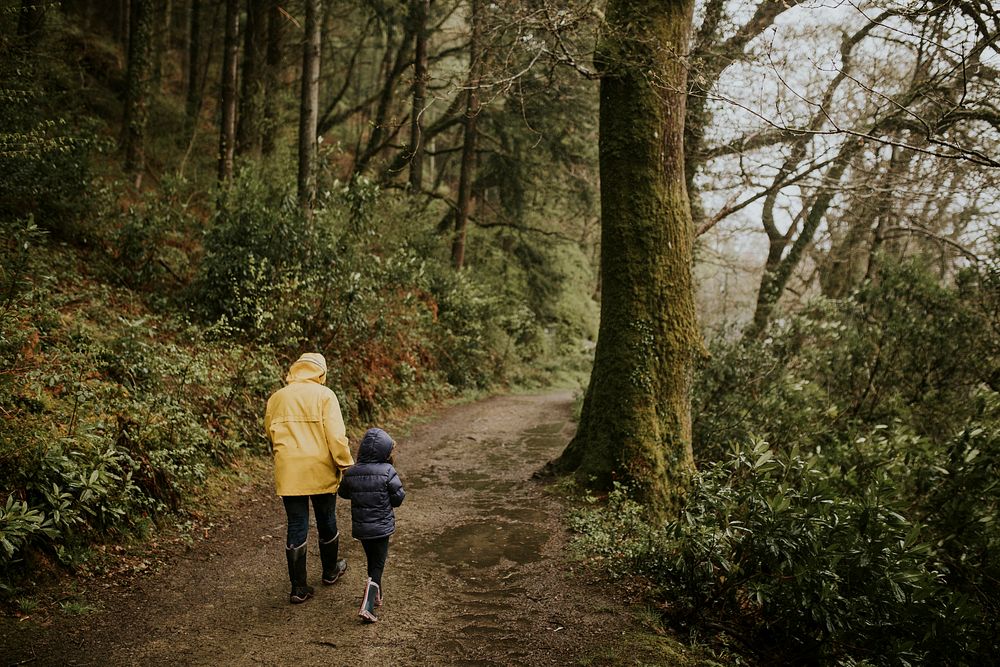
357, 428, 394, 464
338, 427, 404, 539
285, 353, 328, 384
264, 351, 352, 497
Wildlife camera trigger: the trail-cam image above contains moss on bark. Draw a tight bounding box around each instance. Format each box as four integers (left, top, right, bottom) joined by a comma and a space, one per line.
556, 0, 699, 518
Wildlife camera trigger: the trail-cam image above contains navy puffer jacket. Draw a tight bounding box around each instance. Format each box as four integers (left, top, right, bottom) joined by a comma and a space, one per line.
338, 428, 405, 540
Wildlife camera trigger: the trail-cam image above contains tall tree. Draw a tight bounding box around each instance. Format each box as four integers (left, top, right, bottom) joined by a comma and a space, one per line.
352, 8, 416, 176
118, 0, 130, 50
236, 0, 268, 158
122, 0, 154, 177
451, 0, 482, 270
408, 0, 430, 190
152, 0, 171, 87
217, 0, 239, 181
262, 0, 284, 157
185, 0, 201, 122
298, 0, 322, 213
550, 0, 700, 516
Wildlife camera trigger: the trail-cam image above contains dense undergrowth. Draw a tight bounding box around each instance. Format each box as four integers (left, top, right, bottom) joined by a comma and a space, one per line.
573, 257, 1000, 665
0, 24, 596, 596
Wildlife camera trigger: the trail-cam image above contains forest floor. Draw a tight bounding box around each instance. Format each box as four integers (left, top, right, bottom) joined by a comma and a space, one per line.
1, 391, 703, 667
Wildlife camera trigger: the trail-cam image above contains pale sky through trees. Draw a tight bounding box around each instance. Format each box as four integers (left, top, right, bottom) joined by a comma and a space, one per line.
692, 0, 1000, 329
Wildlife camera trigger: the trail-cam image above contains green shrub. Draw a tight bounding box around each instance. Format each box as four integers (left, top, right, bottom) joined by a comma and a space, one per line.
0, 226, 280, 578
101, 181, 197, 294
573, 438, 992, 664
192, 172, 553, 418
581, 257, 1000, 664
0, 46, 95, 238
193, 172, 333, 339
694, 258, 999, 461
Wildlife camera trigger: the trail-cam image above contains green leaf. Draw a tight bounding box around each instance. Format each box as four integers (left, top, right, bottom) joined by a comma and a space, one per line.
753, 449, 774, 469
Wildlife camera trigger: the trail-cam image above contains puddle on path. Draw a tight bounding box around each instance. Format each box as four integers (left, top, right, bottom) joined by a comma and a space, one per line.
448, 470, 517, 494
521, 422, 566, 436
430, 520, 547, 569
405, 471, 437, 491
517, 436, 563, 463
490, 506, 547, 524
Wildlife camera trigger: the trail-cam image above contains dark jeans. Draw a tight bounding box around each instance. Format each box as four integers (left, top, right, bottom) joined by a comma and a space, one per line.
361, 536, 390, 587
282, 494, 338, 549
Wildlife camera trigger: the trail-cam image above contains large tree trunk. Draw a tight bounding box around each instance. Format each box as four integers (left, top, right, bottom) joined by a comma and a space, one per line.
451, 0, 482, 271
552, 0, 700, 517
118, 0, 130, 50
408, 0, 430, 190
262, 0, 284, 157
298, 0, 322, 214
122, 0, 153, 177
236, 0, 268, 158
217, 0, 240, 181
185, 0, 201, 122
152, 0, 170, 88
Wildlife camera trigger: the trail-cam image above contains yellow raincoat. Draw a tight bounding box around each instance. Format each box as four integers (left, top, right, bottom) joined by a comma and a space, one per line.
264, 354, 354, 496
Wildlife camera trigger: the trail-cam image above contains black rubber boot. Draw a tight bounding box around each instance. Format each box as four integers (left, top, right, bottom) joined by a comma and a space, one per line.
286, 542, 314, 604
358, 578, 380, 623
319, 534, 347, 585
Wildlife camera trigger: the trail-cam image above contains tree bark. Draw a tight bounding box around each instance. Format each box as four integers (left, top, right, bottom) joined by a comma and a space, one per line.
152, 0, 170, 87
451, 0, 482, 271
119, 0, 130, 50
298, 0, 322, 214
236, 0, 268, 158
185, 0, 202, 123
551, 0, 700, 517
262, 0, 284, 157
409, 0, 430, 190
122, 0, 153, 176
217, 0, 240, 182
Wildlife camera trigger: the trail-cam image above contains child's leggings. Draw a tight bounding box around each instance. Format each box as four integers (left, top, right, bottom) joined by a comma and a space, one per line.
361, 536, 390, 587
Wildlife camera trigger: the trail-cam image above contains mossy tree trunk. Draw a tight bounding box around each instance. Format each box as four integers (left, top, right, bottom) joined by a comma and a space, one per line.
408, 0, 430, 190
261, 0, 284, 157
122, 0, 153, 176
236, 0, 269, 159
217, 0, 239, 182
451, 0, 482, 271
554, 0, 699, 517
184, 0, 201, 124
298, 0, 321, 214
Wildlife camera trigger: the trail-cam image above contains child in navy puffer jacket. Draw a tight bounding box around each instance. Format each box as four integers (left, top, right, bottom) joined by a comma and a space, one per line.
337, 427, 405, 622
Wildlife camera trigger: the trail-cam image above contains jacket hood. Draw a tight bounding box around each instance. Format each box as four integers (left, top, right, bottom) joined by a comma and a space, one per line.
285, 352, 328, 384
357, 428, 394, 464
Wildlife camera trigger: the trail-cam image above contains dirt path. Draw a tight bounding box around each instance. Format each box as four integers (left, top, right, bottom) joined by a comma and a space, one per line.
2, 392, 640, 666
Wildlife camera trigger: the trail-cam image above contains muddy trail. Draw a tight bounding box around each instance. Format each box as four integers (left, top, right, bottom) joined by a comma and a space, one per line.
2, 392, 643, 666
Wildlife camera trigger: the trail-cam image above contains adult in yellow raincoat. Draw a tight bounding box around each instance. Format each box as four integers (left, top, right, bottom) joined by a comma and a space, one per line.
264, 352, 354, 604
